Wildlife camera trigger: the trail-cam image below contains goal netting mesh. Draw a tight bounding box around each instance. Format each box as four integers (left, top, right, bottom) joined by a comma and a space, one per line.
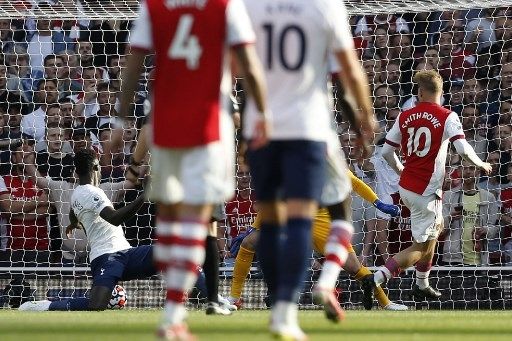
1, 0, 512, 310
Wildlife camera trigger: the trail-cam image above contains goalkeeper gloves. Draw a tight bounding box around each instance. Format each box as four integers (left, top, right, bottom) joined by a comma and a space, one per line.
373, 199, 400, 217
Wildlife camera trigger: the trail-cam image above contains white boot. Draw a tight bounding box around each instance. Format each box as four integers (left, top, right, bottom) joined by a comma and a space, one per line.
384, 302, 408, 311
18, 300, 51, 311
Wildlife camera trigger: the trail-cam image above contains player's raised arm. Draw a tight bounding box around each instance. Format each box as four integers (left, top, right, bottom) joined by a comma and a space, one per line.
451, 126, 492, 175
99, 194, 145, 227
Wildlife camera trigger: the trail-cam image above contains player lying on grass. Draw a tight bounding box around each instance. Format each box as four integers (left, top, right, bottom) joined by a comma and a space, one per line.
19, 148, 153, 311
227, 170, 407, 315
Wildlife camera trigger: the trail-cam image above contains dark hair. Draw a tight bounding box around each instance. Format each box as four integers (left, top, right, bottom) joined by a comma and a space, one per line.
74, 148, 98, 176
0, 93, 28, 115
43, 54, 62, 66
58, 97, 74, 104
37, 78, 57, 90
96, 81, 111, 93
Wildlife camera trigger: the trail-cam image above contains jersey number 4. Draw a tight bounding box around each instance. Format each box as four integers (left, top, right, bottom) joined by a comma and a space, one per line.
168, 14, 202, 70
406, 127, 431, 157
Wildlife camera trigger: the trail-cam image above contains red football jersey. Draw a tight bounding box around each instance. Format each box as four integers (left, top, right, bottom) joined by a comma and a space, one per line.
385, 102, 465, 196
3, 175, 49, 250
224, 193, 256, 239
130, 0, 255, 148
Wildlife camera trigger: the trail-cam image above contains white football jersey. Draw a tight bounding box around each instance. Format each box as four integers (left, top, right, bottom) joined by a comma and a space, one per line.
71, 184, 131, 261
243, 0, 354, 141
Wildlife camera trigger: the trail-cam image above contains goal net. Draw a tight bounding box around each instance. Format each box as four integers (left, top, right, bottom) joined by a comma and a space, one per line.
1, 0, 512, 310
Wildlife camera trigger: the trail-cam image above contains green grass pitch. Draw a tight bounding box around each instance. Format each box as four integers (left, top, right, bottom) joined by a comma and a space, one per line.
1, 310, 512, 340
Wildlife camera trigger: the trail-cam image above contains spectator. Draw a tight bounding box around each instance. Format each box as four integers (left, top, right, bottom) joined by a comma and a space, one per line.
0, 145, 51, 266
35, 125, 74, 181
0, 61, 7, 99
437, 29, 476, 80
422, 47, 441, 69
0, 93, 27, 176
121, 116, 138, 163
21, 79, 59, 141
392, 34, 415, 94
373, 84, 398, 127
26, 14, 73, 72
488, 62, 512, 116
5, 46, 42, 101
372, 26, 395, 61
58, 98, 74, 140
58, 49, 82, 93
464, 9, 497, 53
460, 104, 487, 159
362, 58, 382, 88
0, 19, 15, 54
72, 66, 102, 118
478, 149, 503, 195
70, 126, 93, 155
97, 123, 124, 182
84, 82, 118, 137
379, 62, 402, 97
447, 80, 464, 114
76, 39, 94, 68
498, 100, 512, 125
355, 14, 410, 37
462, 78, 496, 123
442, 159, 499, 266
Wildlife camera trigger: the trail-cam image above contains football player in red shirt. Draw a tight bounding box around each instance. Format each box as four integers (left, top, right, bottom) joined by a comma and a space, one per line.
361, 70, 492, 309
119, 1, 268, 338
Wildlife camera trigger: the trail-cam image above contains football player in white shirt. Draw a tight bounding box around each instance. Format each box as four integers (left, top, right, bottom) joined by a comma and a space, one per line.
19, 148, 153, 311
243, 0, 376, 339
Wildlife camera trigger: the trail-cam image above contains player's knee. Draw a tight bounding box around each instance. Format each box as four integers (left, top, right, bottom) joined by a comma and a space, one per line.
241, 232, 258, 251
343, 252, 360, 275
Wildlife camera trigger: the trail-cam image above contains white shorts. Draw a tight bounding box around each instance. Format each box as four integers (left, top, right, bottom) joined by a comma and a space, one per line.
148, 115, 235, 205
321, 131, 351, 206
399, 186, 443, 243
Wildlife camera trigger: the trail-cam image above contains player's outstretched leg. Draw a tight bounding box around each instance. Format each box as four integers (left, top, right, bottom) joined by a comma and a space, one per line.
349, 254, 407, 311
203, 235, 233, 315
228, 230, 258, 309
312, 201, 352, 322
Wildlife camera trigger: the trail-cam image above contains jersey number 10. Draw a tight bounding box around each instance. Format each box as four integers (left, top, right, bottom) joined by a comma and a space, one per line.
168, 14, 202, 70
406, 127, 432, 157
263, 23, 306, 71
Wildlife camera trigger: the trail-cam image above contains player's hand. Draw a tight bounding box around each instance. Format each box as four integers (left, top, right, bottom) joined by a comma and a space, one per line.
65, 223, 82, 238
250, 116, 269, 150
373, 199, 401, 217
480, 162, 492, 175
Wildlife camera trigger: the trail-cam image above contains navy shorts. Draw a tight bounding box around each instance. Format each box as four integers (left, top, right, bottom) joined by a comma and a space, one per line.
90, 245, 157, 289
247, 140, 327, 202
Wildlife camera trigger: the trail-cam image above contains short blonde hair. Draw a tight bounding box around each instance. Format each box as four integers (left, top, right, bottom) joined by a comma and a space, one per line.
414, 70, 443, 94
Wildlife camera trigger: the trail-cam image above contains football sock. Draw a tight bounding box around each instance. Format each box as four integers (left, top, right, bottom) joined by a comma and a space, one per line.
155, 219, 207, 326
203, 236, 219, 303
49, 297, 89, 311
276, 218, 312, 303
272, 300, 299, 326
354, 266, 391, 308
257, 223, 280, 305
415, 261, 432, 289
230, 246, 255, 299
375, 258, 401, 287
316, 220, 353, 290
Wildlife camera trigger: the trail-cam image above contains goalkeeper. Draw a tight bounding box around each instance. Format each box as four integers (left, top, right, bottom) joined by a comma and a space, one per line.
227, 170, 407, 311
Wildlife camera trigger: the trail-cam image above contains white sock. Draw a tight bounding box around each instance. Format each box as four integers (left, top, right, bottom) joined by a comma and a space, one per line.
416, 270, 430, 289
316, 261, 342, 290
272, 301, 298, 326
162, 301, 187, 327
374, 267, 391, 287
